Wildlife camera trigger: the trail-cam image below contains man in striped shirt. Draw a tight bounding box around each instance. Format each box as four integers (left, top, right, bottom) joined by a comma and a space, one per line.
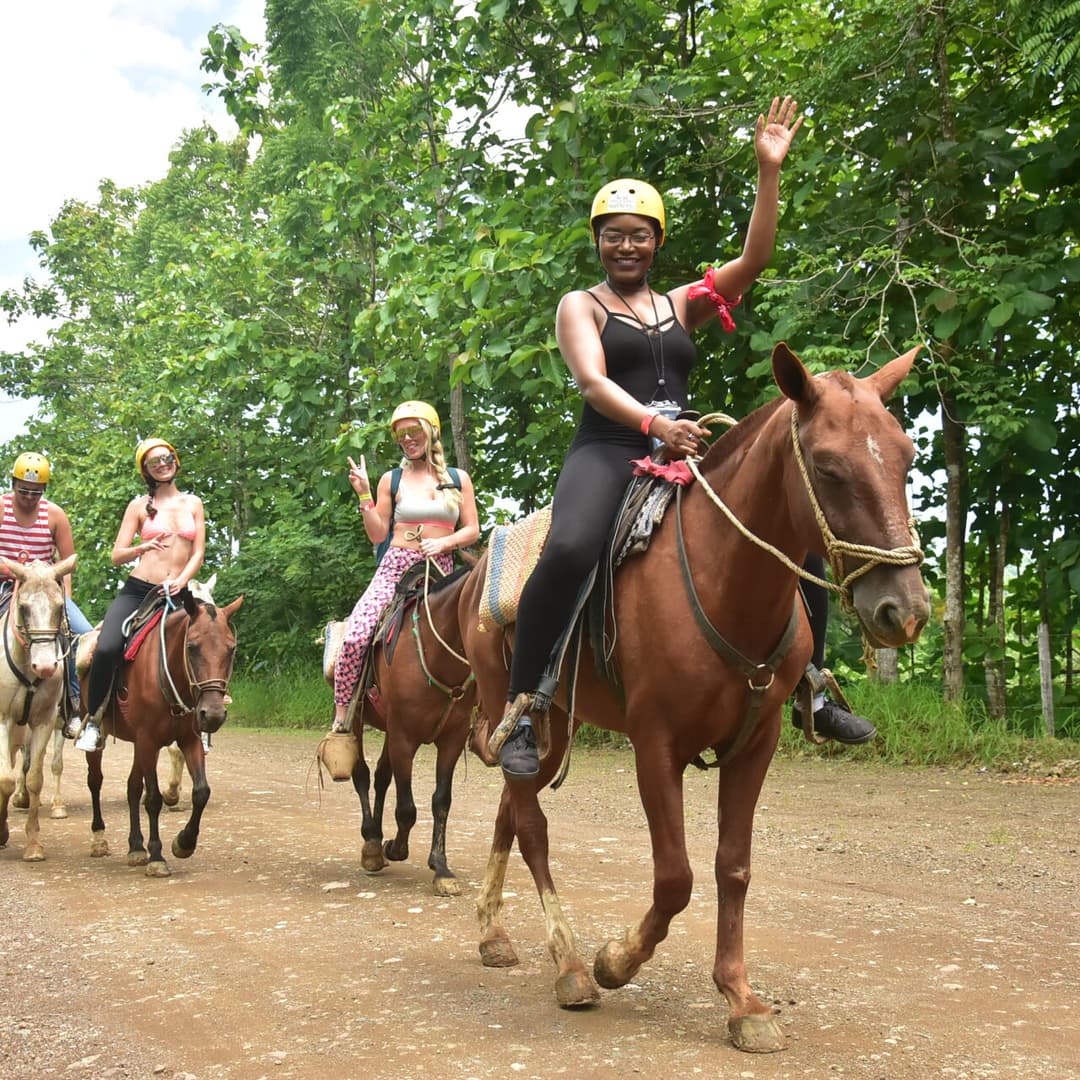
1, 452, 92, 724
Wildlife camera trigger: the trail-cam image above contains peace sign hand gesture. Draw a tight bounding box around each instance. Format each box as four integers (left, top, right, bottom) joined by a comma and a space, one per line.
755, 95, 804, 169
347, 455, 372, 499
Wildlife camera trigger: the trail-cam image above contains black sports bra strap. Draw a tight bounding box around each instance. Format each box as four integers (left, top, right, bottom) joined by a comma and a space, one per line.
585, 289, 613, 314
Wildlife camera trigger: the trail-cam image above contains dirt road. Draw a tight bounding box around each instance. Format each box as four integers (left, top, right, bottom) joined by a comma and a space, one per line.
1, 730, 1077, 1079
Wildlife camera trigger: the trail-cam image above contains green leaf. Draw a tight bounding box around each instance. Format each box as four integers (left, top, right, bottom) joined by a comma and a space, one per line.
985, 302, 1014, 328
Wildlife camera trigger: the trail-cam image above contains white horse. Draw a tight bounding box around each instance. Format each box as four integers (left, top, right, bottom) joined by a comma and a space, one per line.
0, 555, 77, 860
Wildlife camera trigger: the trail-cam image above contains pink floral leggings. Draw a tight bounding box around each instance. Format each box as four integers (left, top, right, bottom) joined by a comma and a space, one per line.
334, 547, 454, 708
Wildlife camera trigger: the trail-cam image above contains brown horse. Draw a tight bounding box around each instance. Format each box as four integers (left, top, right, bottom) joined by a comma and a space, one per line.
80, 589, 243, 877
346, 564, 476, 896
457, 342, 929, 1052
0, 555, 76, 860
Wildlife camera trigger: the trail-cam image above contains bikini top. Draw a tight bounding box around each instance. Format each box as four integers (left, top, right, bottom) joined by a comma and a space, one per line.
394, 492, 458, 527
142, 505, 198, 542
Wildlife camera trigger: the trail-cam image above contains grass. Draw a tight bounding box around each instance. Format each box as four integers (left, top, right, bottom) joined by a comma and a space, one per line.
225, 664, 1080, 774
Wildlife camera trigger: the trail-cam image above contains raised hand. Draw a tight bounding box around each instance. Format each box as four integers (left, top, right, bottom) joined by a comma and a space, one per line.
347, 454, 371, 498
755, 95, 804, 168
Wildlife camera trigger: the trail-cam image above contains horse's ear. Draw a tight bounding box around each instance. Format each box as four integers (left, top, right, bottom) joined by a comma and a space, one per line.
1, 556, 27, 581
183, 591, 200, 617
53, 554, 77, 580
222, 595, 244, 619
866, 345, 922, 402
772, 342, 818, 404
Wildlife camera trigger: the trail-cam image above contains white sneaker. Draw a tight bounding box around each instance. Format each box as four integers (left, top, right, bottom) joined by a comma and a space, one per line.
75, 721, 103, 752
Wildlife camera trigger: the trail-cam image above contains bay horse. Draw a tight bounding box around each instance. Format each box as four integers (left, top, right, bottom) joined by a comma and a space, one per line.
345, 563, 476, 896
80, 588, 243, 877
457, 342, 930, 1053
0, 555, 77, 861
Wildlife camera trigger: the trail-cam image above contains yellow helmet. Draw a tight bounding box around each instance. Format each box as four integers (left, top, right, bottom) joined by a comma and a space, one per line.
135, 438, 180, 474
589, 178, 666, 246
389, 400, 441, 441
12, 452, 51, 484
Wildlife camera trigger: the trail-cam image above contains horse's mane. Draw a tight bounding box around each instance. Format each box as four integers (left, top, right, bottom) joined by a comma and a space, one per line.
698, 393, 787, 470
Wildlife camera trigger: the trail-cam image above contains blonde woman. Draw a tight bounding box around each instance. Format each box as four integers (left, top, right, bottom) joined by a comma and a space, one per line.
330, 401, 479, 734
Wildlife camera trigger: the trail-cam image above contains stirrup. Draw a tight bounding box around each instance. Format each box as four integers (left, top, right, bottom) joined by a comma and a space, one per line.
487, 692, 533, 758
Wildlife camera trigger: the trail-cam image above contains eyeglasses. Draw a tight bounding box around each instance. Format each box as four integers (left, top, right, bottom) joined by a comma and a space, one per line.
599, 229, 656, 246
145, 453, 177, 468
15, 487, 45, 499
394, 425, 425, 443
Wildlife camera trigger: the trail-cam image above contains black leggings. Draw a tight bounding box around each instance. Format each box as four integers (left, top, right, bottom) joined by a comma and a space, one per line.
85, 576, 158, 716
508, 448, 833, 700
509, 439, 640, 699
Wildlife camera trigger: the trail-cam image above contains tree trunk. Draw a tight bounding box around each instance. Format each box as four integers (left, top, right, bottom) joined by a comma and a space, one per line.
875, 647, 899, 683
984, 499, 1008, 721
941, 395, 966, 702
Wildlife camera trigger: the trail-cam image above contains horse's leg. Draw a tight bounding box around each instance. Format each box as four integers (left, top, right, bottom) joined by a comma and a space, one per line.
594, 745, 692, 991
477, 784, 518, 967
20, 721, 53, 861
0, 725, 17, 848
87, 748, 109, 857
428, 734, 462, 897
162, 743, 184, 808
713, 727, 786, 1053
359, 740, 391, 874
48, 726, 68, 819
171, 737, 209, 863
12, 737, 29, 809
383, 731, 417, 864
140, 742, 171, 876
126, 754, 149, 866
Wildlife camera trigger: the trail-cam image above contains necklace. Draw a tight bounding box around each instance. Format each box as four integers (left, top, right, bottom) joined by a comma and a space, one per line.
606, 279, 668, 395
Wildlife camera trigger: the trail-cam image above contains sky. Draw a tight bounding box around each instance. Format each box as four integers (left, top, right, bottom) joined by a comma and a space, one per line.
0, 0, 265, 439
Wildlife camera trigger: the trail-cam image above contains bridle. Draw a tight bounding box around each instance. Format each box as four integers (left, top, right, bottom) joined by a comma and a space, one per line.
2, 577, 70, 726
157, 593, 233, 718
685, 404, 924, 613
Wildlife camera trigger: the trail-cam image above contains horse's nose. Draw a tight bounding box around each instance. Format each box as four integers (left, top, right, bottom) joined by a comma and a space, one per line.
31, 659, 60, 680
873, 592, 929, 645
197, 703, 228, 734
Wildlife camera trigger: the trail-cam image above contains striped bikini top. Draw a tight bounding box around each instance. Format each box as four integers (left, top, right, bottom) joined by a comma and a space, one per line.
0, 491, 54, 570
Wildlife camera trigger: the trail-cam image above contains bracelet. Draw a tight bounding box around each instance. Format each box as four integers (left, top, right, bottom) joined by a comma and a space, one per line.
639, 411, 658, 436
358, 496, 374, 510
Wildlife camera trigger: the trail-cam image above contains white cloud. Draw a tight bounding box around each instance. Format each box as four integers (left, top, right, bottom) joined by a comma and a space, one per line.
0, 1, 265, 435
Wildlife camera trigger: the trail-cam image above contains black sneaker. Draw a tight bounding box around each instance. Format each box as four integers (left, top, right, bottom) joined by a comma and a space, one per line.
794, 699, 877, 744
499, 723, 539, 778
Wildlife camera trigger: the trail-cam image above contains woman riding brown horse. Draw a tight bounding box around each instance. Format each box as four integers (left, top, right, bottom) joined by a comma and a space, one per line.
458, 342, 929, 1051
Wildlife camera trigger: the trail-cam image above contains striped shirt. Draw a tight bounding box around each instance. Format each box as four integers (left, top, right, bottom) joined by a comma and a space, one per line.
0, 491, 55, 572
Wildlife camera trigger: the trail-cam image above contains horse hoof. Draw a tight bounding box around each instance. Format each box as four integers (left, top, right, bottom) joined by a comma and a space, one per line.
728, 1011, 786, 1053
12, 793, 29, 810
361, 839, 387, 874
433, 874, 461, 898
593, 940, 636, 990
161, 789, 180, 808
50, 805, 68, 820
384, 839, 408, 863
479, 930, 518, 969
555, 969, 601, 1008
22, 844, 46, 862
171, 838, 195, 860
145, 860, 172, 878
127, 850, 149, 867
90, 838, 109, 858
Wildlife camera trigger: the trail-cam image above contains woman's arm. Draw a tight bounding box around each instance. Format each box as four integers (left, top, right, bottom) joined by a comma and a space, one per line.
359, 471, 394, 545
110, 499, 152, 566
674, 96, 804, 333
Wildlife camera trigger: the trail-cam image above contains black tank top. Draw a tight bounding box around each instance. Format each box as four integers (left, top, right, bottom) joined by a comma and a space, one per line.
571, 290, 698, 449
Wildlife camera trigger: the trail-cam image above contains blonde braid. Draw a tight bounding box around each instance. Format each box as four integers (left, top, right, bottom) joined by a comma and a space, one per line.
398, 419, 462, 515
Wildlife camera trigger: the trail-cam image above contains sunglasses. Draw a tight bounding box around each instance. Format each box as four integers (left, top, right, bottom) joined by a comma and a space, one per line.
15, 487, 46, 499
394, 425, 425, 443
145, 452, 177, 468
599, 229, 656, 246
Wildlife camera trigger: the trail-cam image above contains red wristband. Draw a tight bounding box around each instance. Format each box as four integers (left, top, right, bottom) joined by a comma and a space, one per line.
640, 411, 658, 436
